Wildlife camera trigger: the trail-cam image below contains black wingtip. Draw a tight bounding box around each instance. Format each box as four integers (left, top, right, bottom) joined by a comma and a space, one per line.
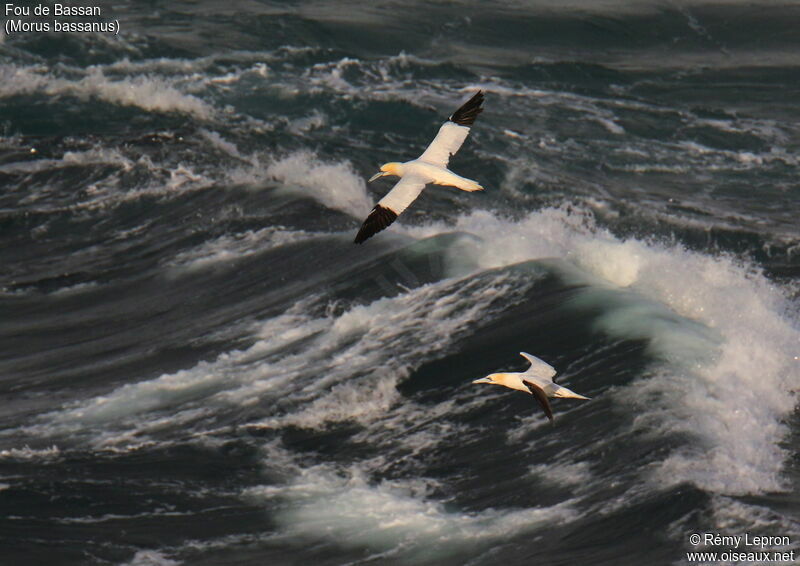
354, 204, 398, 244
449, 90, 484, 126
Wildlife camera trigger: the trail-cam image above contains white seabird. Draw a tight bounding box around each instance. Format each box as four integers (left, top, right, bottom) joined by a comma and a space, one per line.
472, 352, 590, 423
354, 91, 485, 244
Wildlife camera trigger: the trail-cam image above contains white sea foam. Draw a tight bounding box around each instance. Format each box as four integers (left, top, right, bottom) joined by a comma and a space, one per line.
265, 151, 372, 218
666, 494, 800, 553
287, 110, 327, 134
528, 460, 594, 489
606, 137, 798, 178
198, 129, 247, 160
73, 162, 214, 212
234, 273, 518, 429
76, 201, 794, 500
593, 116, 625, 134
43, 282, 98, 296
53, 361, 228, 428
408, 206, 799, 496
24, 183, 796, 502
707, 496, 800, 541
40, 266, 517, 449
222, 149, 373, 220
0, 65, 214, 119
56, 509, 191, 525
246, 460, 577, 558
168, 227, 315, 271
0, 445, 61, 461
0, 147, 134, 176
119, 550, 180, 566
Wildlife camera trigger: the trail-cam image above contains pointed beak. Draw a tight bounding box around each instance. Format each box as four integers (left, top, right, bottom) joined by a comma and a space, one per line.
368, 171, 386, 183
472, 377, 493, 385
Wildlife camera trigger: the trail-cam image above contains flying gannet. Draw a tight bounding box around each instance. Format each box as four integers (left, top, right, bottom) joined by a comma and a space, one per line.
354, 91, 485, 244
472, 352, 590, 423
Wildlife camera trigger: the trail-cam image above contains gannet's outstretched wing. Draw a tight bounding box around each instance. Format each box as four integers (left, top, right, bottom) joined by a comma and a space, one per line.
526, 383, 554, 423
519, 352, 557, 381
417, 91, 484, 167
354, 175, 426, 244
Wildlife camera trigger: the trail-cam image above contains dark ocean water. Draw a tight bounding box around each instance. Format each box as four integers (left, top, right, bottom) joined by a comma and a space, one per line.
1, 1, 799, 565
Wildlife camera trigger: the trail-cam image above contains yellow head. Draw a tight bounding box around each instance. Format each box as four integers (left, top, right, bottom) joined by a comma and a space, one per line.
369, 162, 403, 182
472, 372, 529, 393
474, 373, 505, 386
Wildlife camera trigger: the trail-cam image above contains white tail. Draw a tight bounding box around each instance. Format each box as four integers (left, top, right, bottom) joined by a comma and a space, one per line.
554, 385, 590, 400
434, 170, 483, 192
458, 178, 483, 192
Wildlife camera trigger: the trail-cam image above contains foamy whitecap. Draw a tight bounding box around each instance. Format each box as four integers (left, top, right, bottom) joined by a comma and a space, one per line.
22, 193, 797, 500
0, 445, 61, 461
0, 65, 214, 119
235, 273, 520, 428
37, 268, 518, 447
528, 461, 594, 489
119, 550, 180, 566
72, 162, 214, 212
0, 147, 133, 175
168, 227, 316, 271
265, 151, 373, 218
246, 461, 577, 559
413, 206, 799, 496
708, 496, 800, 540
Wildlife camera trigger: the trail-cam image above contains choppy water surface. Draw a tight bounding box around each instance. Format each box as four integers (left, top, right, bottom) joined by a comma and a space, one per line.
1, 2, 798, 565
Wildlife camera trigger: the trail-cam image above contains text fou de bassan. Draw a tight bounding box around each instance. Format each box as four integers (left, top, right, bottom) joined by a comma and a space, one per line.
4, 4, 119, 34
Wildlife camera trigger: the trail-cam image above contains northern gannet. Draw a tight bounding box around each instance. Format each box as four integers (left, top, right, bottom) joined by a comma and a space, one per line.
354, 91, 485, 244
472, 352, 590, 423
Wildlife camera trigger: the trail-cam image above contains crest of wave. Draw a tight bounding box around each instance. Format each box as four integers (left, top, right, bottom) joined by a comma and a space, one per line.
35, 271, 518, 447
0, 65, 213, 118
223, 149, 372, 219
409, 206, 800, 496
245, 446, 577, 561
264, 151, 373, 218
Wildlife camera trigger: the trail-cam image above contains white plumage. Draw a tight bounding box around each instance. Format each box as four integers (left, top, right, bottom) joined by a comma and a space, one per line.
354, 91, 485, 244
418, 121, 472, 167
377, 176, 426, 217
472, 352, 590, 423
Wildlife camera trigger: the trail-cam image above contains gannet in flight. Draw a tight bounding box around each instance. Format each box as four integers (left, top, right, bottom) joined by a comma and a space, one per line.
354, 91, 485, 244
472, 352, 590, 423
